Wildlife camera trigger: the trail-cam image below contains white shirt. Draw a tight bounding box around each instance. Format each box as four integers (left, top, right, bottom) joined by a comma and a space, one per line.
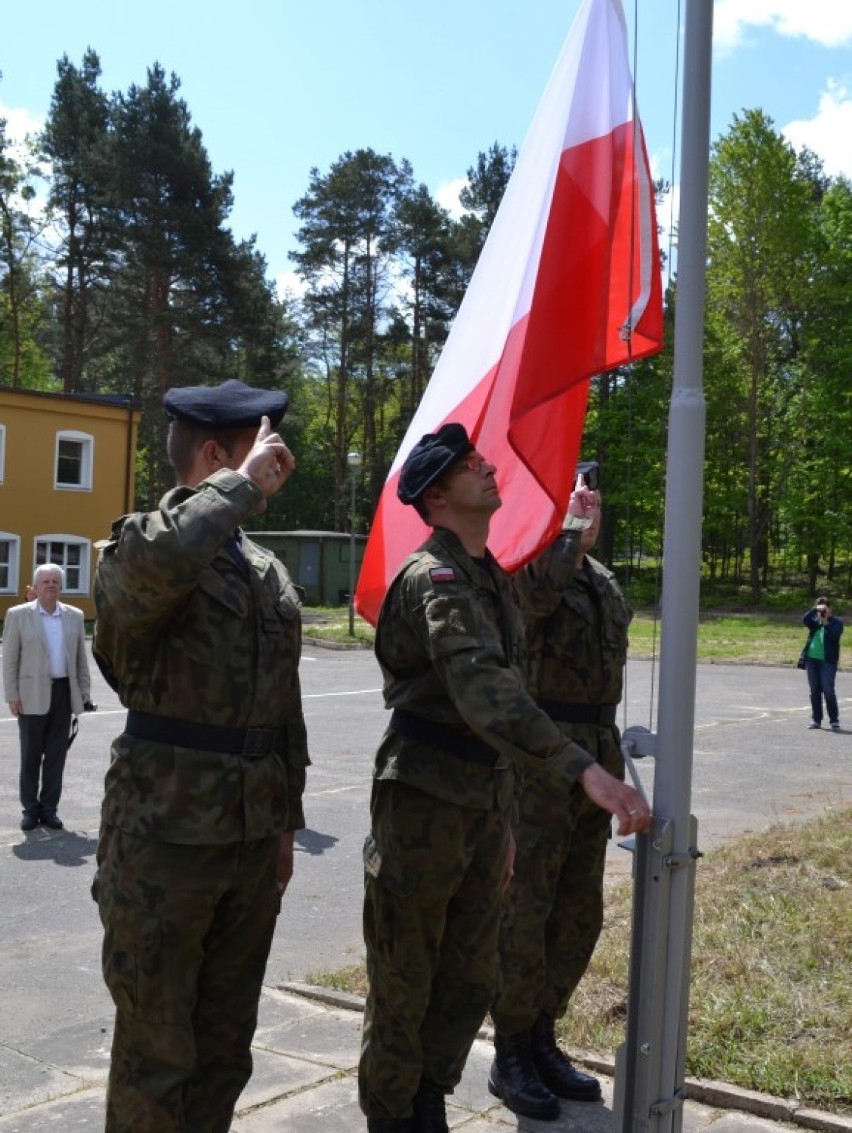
38, 604, 67, 679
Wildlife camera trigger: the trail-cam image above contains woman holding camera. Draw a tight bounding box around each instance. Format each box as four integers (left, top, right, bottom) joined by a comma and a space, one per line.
802, 597, 843, 730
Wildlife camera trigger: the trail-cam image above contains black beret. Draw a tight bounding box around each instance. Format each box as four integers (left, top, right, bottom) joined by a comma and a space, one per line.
398, 423, 474, 505
163, 378, 288, 429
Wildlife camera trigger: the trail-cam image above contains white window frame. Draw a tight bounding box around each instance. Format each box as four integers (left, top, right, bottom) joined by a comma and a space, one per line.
0, 531, 20, 595
55, 430, 94, 491
0, 423, 6, 484
33, 535, 91, 595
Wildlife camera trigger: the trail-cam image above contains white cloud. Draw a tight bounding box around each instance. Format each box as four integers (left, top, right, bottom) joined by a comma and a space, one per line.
434, 177, 468, 219
0, 102, 51, 218
783, 79, 852, 177
714, 0, 852, 51
0, 102, 44, 150
274, 268, 307, 302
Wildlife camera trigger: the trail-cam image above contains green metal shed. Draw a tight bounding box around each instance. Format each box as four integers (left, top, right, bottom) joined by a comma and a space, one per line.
249, 530, 367, 606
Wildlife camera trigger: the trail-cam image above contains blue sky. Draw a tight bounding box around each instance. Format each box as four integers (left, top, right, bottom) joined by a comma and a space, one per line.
3, 0, 851, 296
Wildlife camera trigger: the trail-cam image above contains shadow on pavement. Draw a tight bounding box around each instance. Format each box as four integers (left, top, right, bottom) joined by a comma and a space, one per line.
12, 829, 98, 867
295, 828, 339, 856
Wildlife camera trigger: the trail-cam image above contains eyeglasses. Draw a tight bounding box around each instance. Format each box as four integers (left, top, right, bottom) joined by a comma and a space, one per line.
459, 452, 488, 473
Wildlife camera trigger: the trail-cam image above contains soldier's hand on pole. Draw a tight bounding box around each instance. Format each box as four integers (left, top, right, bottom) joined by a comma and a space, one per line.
579, 762, 652, 836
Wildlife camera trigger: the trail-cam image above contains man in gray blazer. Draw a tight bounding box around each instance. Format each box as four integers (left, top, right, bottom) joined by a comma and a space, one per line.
3, 564, 93, 830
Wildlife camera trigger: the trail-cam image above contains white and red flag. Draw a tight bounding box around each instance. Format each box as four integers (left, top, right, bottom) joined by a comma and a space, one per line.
355, 0, 664, 625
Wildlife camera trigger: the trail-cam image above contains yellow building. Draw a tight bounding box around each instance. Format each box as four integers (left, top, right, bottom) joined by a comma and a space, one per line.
0, 387, 140, 622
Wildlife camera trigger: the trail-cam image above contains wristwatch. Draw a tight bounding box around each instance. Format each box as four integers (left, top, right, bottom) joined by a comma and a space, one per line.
562, 514, 594, 532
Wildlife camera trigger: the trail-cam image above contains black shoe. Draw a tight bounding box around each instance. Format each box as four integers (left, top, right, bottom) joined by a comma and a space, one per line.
530, 1012, 602, 1101
366, 1119, 413, 1132
488, 1031, 560, 1120
40, 812, 64, 830
20, 813, 39, 831
412, 1081, 448, 1133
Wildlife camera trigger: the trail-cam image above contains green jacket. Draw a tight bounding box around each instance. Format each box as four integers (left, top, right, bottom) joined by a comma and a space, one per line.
515, 531, 632, 706
513, 530, 633, 811
373, 527, 594, 812
93, 469, 309, 844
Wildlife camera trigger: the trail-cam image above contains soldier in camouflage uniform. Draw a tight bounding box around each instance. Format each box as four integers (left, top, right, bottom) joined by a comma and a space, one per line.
359, 428, 649, 1133
91, 379, 310, 1133
489, 465, 632, 1120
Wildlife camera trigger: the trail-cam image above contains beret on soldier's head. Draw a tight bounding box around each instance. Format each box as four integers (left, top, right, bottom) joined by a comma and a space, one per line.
163, 378, 288, 429
398, 422, 474, 505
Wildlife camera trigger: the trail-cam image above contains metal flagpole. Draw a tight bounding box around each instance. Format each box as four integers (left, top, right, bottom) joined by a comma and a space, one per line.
614, 1, 714, 1130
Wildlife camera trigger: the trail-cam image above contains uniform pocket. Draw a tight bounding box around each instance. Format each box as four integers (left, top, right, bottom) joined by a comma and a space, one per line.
362, 831, 418, 897
102, 907, 162, 1017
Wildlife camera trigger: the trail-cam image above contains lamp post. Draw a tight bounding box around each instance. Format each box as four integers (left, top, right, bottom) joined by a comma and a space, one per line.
347, 451, 362, 636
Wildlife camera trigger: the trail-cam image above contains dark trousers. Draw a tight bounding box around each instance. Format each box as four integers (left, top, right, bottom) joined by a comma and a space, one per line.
493, 733, 624, 1034
806, 658, 839, 725
359, 780, 509, 1119
18, 678, 72, 816
94, 829, 282, 1133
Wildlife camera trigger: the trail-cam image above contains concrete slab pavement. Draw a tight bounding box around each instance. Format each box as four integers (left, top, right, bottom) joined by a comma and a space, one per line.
1, 983, 850, 1133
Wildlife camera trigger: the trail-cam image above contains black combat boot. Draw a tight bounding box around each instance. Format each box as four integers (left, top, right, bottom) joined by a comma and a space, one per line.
412, 1080, 449, 1133
488, 1030, 560, 1120
529, 1011, 602, 1101
366, 1118, 413, 1132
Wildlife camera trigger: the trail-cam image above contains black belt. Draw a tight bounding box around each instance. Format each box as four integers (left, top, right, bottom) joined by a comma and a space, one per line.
125, 710, 280, 758
52, 677, 70, 684
537, 700, 618, 726
389, 709, 498, 768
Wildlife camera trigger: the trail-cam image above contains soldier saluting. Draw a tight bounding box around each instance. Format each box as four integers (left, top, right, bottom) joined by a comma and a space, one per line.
91, 379, 310, 1132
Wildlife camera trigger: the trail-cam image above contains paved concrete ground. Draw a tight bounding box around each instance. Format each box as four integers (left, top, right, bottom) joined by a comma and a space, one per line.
1, 982, 850, 1132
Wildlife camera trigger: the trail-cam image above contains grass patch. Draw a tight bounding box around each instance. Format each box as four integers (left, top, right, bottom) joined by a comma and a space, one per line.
570, 807, 852, 1113
302, 605, 374, 646
305, 808, 852, 1115
628, 611, 806, 666
302, 606, 809, 666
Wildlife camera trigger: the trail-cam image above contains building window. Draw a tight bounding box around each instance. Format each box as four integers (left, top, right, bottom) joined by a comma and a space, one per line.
34, 536, 90, 594
0, 423, 6, 484
55, 431, 94, 490
0, 533, 20, 594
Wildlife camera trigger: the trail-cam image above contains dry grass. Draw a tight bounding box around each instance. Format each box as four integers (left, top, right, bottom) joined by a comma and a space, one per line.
565, 807, 852, 1113
306, 808, 852, 1115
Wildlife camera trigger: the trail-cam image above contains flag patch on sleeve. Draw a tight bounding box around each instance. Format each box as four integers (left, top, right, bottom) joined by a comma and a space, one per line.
429, 566, 456, 584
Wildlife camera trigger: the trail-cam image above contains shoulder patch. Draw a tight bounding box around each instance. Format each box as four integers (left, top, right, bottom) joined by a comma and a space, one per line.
429, 566, 456, 584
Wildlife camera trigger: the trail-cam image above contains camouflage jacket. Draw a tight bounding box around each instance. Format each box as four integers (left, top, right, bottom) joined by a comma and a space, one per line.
93, 469, 309, 844
514, 531, 633, 805
373, 527, 594, 812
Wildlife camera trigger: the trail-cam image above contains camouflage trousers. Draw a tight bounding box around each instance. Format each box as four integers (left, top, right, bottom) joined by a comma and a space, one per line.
492, 733, 624, 1034
359, 779, 509, 1119
93, 827, 282, 1132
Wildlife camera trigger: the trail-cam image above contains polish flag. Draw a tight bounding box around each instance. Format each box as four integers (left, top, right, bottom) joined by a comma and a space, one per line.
355, 0, 663, 625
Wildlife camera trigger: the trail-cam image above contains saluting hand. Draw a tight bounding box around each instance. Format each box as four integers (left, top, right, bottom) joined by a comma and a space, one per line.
567, 473, 601, 520
238, 416, 296, 499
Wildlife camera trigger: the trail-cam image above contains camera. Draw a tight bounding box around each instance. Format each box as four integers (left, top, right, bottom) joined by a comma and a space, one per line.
816, 607, 828, 620
575, 461, 600, 492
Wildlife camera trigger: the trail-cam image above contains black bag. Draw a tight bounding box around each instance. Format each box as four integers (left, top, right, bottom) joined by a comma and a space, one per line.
797, 652, 807, 670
